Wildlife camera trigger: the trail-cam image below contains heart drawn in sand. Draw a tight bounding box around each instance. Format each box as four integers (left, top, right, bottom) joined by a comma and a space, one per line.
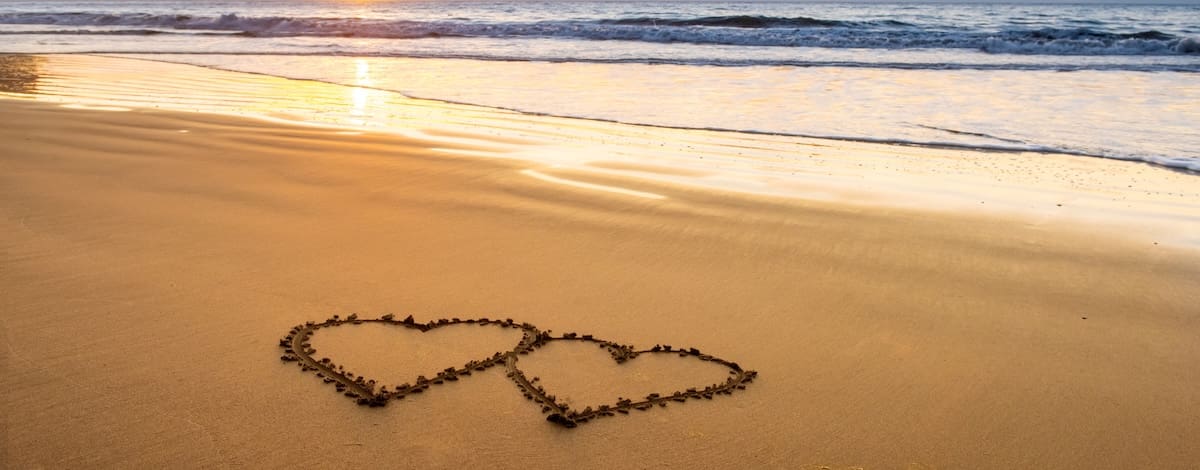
280, 314, 539, 406
279, 315, 756, 428
505, 333, 757, 428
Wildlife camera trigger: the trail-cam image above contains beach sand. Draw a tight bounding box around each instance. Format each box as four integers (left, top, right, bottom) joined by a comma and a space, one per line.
2, 55, 1199, 469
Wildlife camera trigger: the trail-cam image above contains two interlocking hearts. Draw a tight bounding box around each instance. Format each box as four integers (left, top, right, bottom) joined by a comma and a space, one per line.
280, 314, 757, 428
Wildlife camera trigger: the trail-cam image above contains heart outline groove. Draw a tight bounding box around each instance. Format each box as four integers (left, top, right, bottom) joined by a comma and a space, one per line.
504, 332, 758, 428
280, 314, 541, 406
279, 315, 757, 427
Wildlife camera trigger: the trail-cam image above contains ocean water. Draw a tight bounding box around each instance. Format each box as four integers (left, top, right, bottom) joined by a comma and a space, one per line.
2, 0, 1198, 171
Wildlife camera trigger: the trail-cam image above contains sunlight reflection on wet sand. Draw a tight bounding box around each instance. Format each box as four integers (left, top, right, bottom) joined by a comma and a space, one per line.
520, 169, 667, 200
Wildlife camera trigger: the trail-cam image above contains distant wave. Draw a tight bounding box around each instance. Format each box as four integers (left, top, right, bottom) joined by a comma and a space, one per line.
600, 15, 920, 29
2, 12, 1198, 56
600, 15, 849, 28
981, 28, 1196, 55
0, 28, 240, 36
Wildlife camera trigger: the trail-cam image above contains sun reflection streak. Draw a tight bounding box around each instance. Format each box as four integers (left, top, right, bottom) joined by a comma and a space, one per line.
354, 59, 373, 87
350, 87, 368, 120
348, 59, 374, 126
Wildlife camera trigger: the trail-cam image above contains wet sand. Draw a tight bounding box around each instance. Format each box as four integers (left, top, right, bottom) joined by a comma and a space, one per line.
2, 55, 1200, 468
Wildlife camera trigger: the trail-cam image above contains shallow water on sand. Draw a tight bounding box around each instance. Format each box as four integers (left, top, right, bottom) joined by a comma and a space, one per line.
136, 53, 1200, 172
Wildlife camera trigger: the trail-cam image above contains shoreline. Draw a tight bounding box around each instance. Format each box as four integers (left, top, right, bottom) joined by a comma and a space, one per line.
3, 53, 1198, 250
115, 52, 1200, 170
3, 55, 1200, 468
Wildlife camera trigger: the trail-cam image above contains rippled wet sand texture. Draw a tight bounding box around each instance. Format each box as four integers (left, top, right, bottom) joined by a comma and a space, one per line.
3, 56, 1200, 468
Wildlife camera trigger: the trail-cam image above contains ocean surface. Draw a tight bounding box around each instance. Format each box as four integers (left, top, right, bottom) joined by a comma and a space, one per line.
2, 0, 1198, 171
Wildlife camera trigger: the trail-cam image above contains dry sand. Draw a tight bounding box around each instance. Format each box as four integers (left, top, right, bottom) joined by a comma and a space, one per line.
2, 56, 1200, 469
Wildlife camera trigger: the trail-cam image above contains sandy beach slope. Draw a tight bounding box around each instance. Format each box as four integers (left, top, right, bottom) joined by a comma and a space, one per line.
2, 58, 1199, 468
